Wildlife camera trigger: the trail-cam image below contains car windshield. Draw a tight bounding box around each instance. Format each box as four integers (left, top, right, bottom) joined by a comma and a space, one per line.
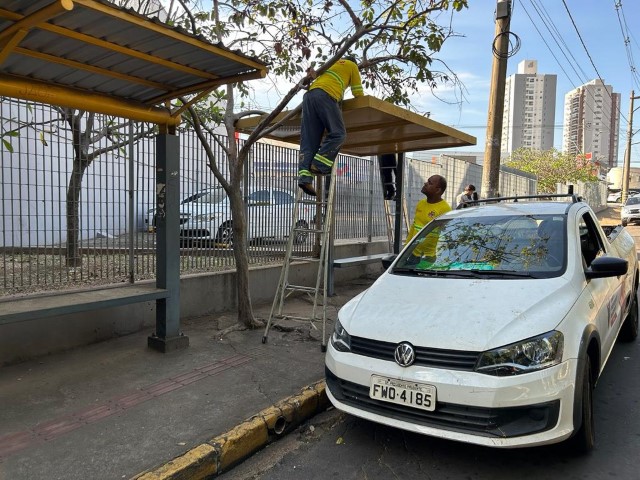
625, 196, 640, 206
193, 189, 228, 205
393, 214, 566, 278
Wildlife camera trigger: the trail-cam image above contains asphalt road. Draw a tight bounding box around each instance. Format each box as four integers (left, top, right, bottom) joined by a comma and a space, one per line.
221, 334, 640, 480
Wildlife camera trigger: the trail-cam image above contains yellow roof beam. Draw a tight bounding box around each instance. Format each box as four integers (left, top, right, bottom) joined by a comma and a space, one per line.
150, 69, 268, 105
0, 74, 179, 126
0, 0, 73, 43
15, 47, 173, 91
0, 28, 27, 65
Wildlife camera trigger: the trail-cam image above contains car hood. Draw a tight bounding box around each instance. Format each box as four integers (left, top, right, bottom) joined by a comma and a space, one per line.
338, 273, 580, 352
180, 201, 229, 217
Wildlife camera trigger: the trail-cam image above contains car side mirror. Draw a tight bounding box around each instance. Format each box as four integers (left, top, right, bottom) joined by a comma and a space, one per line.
585, 256, 628, 279
381, 254, 397, 269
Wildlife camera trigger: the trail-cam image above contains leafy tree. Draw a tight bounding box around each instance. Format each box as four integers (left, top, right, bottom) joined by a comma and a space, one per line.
505, 148, 599, 194
171, 0, 470, 331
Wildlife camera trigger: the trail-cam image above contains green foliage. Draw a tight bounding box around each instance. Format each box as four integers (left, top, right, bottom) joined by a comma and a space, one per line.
199, 0, 470, 108
505, 148, 599, 193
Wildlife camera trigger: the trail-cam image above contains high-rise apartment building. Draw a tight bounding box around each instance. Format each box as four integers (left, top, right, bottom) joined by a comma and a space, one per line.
501, 60, 557, 154
562, 79, 621, 169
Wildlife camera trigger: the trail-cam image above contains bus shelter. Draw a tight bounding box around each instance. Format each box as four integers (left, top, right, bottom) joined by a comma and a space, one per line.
236, 94, 477, 253
0, 0, 267, 352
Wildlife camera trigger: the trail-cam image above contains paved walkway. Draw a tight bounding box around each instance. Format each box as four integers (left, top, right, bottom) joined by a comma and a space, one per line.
0, 205, 633, 480
0, 274, 379, 480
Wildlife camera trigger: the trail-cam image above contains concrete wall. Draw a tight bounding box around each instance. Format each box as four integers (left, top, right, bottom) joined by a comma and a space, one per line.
0, 240, 387, 365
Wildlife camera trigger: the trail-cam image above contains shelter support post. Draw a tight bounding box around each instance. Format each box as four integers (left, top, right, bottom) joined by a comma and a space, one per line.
148, 133, 189, 353
393, 153, 405, 254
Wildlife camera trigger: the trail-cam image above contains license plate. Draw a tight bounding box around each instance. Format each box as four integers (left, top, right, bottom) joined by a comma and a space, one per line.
369, 375, 436, 411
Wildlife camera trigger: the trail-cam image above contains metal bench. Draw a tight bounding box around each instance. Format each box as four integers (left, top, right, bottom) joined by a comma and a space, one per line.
0, 284, 169, 325
333, 253, 389, 268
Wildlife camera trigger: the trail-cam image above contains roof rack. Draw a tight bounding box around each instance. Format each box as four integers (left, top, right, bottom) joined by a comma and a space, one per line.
471, 193, 583, 206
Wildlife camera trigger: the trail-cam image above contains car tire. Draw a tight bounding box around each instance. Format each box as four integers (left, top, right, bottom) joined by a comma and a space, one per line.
216, 222, 233, 245
294, 219, 309, 244
622, 219, 628, 227
620, 290, 639, 342
570, 358, 595, 454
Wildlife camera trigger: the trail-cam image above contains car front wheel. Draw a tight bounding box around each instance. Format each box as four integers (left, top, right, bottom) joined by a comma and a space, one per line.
570, 358, 595, 453
294, 219, 309, 244
216, 222, 233, 245
622, 219, 628, 227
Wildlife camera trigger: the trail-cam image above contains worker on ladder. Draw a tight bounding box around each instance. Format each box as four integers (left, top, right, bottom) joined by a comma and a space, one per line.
297, 54, 364, 197
378, 153, 398, 200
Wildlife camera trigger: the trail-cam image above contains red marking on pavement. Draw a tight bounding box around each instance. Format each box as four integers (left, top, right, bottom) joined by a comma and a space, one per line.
0, 354, 252, 460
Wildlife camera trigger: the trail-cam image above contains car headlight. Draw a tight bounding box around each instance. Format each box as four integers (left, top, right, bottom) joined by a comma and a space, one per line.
194, 213, 216, 221
475, 331, 563, 376
331, 319, 351, 352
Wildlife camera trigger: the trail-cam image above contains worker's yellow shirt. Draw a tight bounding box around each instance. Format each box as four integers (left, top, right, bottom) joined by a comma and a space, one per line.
405, 199, 451, 257
310, 59, 364, 101
406, 199, 451, 241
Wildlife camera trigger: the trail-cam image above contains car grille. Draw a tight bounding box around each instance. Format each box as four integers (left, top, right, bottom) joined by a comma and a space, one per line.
350, 336, 480, 371
326, 368, 560, 438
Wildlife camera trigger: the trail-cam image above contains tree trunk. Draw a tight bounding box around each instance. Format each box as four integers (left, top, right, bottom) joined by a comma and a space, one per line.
227, 185, 257, 328
65, 158, 89, 267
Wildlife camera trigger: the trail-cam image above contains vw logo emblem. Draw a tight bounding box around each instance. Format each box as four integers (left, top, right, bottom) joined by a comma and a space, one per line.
394, 342, 415, 367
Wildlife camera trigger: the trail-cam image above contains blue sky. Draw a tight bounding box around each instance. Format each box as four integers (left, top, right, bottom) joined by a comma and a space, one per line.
414, 0, 640, 166
243, 1, 640, 166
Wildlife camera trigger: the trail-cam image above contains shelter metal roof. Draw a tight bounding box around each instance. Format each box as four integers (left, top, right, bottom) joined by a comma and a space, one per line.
0, 0, 268, 125
235, 95, 476, 157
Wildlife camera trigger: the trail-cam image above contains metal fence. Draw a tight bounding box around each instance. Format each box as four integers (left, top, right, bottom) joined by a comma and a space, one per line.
1, 99, 541, 297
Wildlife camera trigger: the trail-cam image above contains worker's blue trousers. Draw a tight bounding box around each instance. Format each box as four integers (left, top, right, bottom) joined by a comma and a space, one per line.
298, 88, 346, 185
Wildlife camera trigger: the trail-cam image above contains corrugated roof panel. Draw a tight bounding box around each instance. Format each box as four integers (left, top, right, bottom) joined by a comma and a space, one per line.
0, 0, 268, 116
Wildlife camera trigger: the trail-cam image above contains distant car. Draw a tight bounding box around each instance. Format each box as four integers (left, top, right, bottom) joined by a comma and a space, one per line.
179, 187, 314, 246
608, 191, 640, 203
621, 194, 640, 226
608, 191, 622, 203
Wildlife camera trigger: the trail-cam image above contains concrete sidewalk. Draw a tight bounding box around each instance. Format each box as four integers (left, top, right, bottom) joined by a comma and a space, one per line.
0, 205, 631, 480
0, 274, 380, 480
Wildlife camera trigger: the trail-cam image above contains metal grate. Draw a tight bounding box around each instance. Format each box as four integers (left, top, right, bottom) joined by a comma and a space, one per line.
350, 336, 481, 371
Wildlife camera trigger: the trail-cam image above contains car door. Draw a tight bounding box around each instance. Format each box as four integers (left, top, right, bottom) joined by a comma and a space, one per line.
579, 211, 622, 358
272, 190, 296, 238
246, 189, 274, 239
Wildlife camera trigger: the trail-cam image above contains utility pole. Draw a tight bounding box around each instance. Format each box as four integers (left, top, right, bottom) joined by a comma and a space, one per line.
481, 0, 511, 198
621, 90, 640, 204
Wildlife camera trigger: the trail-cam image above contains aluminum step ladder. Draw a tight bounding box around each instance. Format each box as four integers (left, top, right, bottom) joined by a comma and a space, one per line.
262, 167, 338, 351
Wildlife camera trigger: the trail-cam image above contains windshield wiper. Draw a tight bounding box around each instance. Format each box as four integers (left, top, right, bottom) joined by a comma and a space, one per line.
467, 269, 537, 278
392, 268, 481, 278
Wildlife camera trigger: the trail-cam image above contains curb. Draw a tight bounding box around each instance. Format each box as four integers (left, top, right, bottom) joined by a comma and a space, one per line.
132, 380, 329, 480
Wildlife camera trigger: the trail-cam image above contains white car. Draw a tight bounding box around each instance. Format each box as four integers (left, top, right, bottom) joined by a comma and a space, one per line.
621, 194, 640, 226
325, 196, 638, 451
179, 187, 314, 245
144, 187, 219, 232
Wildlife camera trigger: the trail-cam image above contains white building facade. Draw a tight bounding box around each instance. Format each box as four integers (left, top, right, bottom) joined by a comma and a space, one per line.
562, 79, 621, 169
501, 60, 557, 155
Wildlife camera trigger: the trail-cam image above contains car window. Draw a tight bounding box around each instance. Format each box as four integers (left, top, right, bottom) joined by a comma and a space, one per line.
196, 190, 227, 204
578, 213, 605, 267
625, 196, 640, 206
393, 214, 566, 278
248, 190, 271, 205
273, 191, 294, 205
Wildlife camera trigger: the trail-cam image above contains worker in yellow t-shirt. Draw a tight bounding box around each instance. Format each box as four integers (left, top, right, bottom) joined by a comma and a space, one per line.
297, 55, 364, 197
406, 175, 452, 260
